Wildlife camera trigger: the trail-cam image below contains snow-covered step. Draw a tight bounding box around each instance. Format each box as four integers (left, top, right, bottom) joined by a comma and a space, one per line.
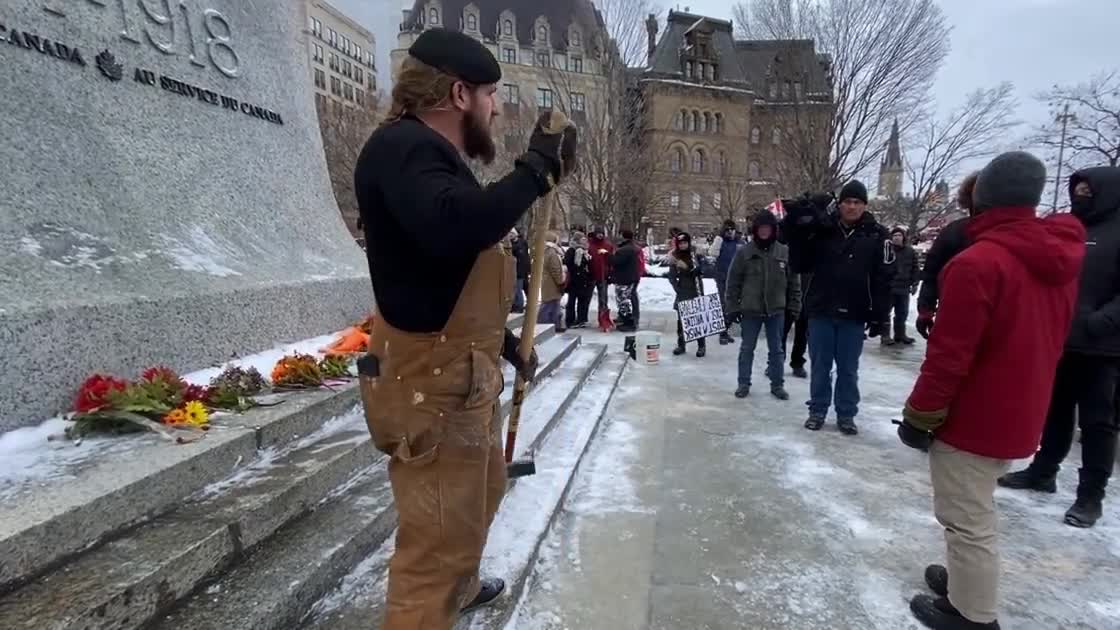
298, 347, 627, 630
0, 325, 560, 623
150, 345, 613, 630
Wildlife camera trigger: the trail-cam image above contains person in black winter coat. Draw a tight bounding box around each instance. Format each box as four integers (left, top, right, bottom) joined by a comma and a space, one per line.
511, 229, 531, 313
667, 232, 707, 357
612, 230, 642, 332
999, 166, 1120, 528
884, 227, 921, 346
784, 180, 893, 436
563, 231, 594, 327
916, 173, 977, 338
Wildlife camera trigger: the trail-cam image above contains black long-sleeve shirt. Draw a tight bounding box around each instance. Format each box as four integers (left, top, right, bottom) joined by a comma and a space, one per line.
917, 217, 970, 314
355, 116, 542, 332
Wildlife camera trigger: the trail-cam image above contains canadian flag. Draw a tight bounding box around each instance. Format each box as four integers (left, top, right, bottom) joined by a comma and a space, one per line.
767, 198, 785, 219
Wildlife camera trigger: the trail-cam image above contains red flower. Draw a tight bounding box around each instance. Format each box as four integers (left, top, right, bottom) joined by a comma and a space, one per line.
183, 384, 212, 403
75, 374, 129, 413
142, 366, 182, 385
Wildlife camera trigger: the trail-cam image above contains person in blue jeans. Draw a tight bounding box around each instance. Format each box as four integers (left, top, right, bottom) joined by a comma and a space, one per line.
782, 181, 893, 435
725, 210, 801, 400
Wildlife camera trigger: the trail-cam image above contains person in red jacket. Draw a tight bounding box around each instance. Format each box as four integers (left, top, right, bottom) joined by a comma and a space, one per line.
588, 228, 615, 331
897, 152, 1086, 630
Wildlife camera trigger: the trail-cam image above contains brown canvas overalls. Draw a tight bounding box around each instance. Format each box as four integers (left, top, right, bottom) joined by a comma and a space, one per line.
360, 243, 514, 629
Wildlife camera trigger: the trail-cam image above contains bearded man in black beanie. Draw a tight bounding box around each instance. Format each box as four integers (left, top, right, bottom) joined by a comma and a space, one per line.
783, 180, 892, 435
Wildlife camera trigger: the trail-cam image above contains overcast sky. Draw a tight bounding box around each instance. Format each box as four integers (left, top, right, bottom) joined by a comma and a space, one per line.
335, 0, 1119, 181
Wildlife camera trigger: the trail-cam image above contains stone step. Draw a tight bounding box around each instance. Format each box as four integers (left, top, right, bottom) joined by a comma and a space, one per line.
147, 344, 613, 630
0, 323, 561, 627
301, 349, 628, 630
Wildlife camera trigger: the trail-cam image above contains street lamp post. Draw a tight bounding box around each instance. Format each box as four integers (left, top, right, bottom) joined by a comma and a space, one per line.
1052, 104, 1073, 213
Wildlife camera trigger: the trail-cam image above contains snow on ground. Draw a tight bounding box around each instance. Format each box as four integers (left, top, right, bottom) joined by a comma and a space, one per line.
507, 310, 1120, 629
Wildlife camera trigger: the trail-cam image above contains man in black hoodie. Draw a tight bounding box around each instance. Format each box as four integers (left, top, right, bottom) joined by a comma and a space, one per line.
612, 230, 642, 332
916, 174, 977, 338
999, 166, 1120, 528
885, 226, 922, 346
784, 180, 892, 435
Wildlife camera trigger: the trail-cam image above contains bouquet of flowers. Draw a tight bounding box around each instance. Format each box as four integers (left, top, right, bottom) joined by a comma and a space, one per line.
67, 367, 210, 441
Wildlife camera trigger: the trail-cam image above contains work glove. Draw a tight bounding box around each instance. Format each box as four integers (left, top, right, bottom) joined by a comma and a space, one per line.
865, 321, 885, 338
517, 111, 579, 194
902, 402, 948, 433
502, 329, 539, 383
915, 310, 935, 340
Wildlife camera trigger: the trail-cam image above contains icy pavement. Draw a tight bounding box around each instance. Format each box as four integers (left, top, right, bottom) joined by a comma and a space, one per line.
507, 307, 1120, 630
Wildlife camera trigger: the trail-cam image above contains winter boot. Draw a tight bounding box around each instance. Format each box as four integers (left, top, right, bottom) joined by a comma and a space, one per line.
997, 468, 1057, 493
881, 336, 897, 347
804, 414, 826, 431
735, 385, 751, 398
910, 594, 1000, 629
461, 577, 506, 613
792, 366, 808, 379
719, 331, 734, 345
1065, 497, 1103, 528
771, 386, 790, 401
673, 345, 686, 356
837, 416, 859, 436
898, 334, 917, 345
924, 564, 948, 597
696, 345, 707, 358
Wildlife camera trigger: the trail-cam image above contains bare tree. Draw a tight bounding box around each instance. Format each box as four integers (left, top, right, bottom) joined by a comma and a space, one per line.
733, 0, 950, 191
876, 83, 1018, 234
317, 94, 382, 238
537, 0, 665, 236
1030, 70, 1120, 210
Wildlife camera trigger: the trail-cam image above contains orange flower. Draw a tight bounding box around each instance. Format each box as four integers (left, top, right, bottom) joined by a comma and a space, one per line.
164, 408, 187, 425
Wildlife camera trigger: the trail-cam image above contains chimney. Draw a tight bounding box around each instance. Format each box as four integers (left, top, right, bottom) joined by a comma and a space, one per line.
645, 13, 658, 65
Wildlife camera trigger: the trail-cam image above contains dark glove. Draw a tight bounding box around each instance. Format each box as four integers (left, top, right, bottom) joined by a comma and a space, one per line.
915, 310, 934, 340
502, 329, 539, 383
726, 311, 744, 325
893, 419, 933, 452
865, 321, 885, 338
517, 111, 579, 194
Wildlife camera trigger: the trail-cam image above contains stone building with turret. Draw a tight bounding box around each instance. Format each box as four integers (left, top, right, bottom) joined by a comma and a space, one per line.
636, 10, 833, 235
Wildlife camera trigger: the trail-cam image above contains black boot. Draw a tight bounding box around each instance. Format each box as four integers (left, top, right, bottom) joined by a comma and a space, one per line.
771, 386, 790, 400
719, 331, 734, 345
791, 365, 808, 379
925, 564, 948, 597
461, 577, 506, 613
735, 385, 751, 398
910, 594, 1000, 629
1065, 497, 1103, 528
837, 416, 859, 436
997, 468, 1057, 493
696, 345, 707, 358
673, 345, 686, 356
804, 414, 825, 431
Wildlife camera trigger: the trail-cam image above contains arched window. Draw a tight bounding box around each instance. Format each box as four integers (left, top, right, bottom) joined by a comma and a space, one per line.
538, 25, 548, 42
688, 112, 696, 132
503, 19, 513, 36
671, 148, 684, 173
706, 64, 715, 80
715, 113, 723, 134
717, 151, 727, 176
750, 126, 760, 144
692, 149, 705, 173
429, 7, 439, 24
686, 61, 694, 79
571, 30, 582, 46
749, 161, 761, 179
466, 13, 477, 30
697, 63, 706, 80
703, 113, 711, 133
693, 110, 701, 132
672, 111, 683, 131
772, 127, 781, 145
782, 81, 791, 99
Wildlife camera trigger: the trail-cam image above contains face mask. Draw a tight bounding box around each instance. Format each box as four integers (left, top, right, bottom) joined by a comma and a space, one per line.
1071, 195, 1094, 218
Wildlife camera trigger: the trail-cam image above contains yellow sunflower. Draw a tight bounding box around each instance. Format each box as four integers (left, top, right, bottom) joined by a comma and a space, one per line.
183, 401, 210, 427
164, 408, 187, 425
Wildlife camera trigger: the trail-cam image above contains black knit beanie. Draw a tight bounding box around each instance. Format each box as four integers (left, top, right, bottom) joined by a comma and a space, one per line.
838, 180, 868, 204
973, 151, 1046, 211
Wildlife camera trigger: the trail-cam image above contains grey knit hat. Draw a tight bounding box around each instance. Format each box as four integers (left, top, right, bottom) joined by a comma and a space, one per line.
972, 151, 1047, 211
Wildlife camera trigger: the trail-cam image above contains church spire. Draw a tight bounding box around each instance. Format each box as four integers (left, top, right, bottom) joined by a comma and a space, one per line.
878, 119, 904, 198
883, 119, 902, 169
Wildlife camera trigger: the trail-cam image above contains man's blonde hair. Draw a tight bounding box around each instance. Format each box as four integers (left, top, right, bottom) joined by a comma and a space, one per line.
380, 56, 456, 128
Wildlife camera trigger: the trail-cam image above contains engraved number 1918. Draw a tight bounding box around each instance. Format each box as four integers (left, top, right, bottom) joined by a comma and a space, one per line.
84, 0, 241, 79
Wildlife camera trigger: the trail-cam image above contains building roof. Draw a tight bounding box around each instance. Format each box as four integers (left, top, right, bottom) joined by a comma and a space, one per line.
645, 10, 831, 98
402, 0, 605, 54
883, 119, 903, 169
311, 0, 375, 42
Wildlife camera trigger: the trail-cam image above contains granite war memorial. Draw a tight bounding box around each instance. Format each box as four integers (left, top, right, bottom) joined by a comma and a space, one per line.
0, 0, 372, 431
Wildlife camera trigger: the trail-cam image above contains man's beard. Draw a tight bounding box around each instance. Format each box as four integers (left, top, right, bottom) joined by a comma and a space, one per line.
462, 110, 496, 164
